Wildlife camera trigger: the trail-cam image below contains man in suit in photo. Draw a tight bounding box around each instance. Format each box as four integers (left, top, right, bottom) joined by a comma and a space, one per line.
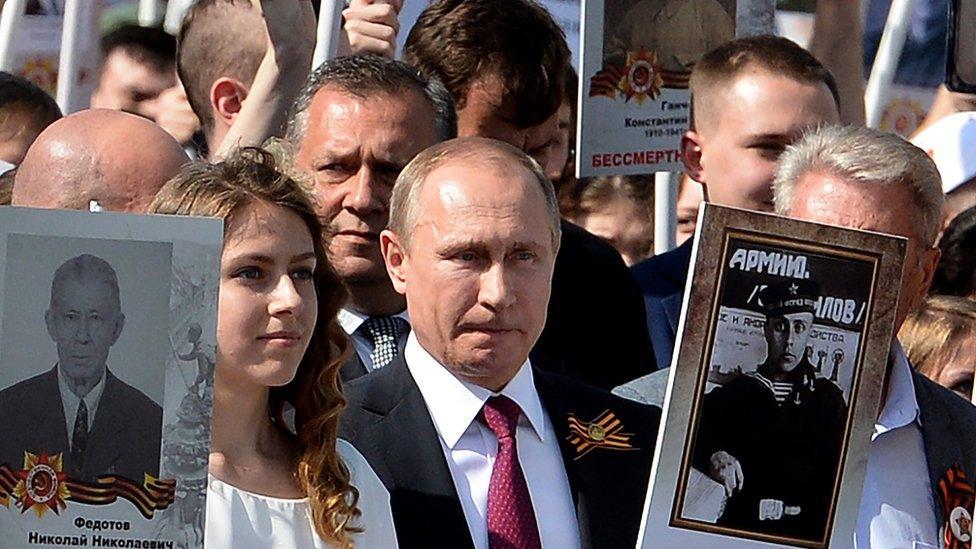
405, 0, 655, 389
288, 55, 456, 380
621, 36, 841, 398
340, 137, 661, 548
772, 125, 976, 548
0, 254, 162, 482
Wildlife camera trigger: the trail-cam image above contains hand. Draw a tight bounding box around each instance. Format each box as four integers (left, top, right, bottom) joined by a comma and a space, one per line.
253, 0, 316, 60
155, 84, 201, 146
339, 0, 403, 58
709, 450, 744, 497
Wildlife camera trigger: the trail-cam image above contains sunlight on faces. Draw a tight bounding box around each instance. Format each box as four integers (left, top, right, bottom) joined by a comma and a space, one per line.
457, 73, 559, 168
574, 197, 652, 266
216, 202, 318, 389
787, 172, 940, 331
545, 101, 573, 181
46, 280, 123, 385
90, 50, 175, 122
763, 312, 814, 374
685, 70, 839, 212
384, 160, 557, 390
296, 87, 440, 286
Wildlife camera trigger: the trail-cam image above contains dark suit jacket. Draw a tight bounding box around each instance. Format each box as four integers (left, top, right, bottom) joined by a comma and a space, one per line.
531, 219, 654, 389
339, 350, 368, 382
912, 371, 976, 534
0, 366, 163, 482
339, 355, 661, 548
630, 239, 693, 371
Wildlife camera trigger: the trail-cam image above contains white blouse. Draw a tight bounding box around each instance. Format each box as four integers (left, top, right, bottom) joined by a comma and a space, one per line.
204, 439, 398, 548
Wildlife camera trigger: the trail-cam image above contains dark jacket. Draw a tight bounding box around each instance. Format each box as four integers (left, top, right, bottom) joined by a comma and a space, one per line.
339, 355, 661, 548
630, 239, 693, 371
0, 366, 162, 482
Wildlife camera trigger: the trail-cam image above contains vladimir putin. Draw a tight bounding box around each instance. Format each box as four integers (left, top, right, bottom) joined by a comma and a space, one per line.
0, 254, 162, 482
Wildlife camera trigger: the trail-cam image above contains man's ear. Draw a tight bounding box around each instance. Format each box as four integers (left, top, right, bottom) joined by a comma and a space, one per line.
110, 313, 126, 346
210, 77, 249, 128
45, 309, 56, 341
915, 246, 942, 307
681, 130, 706, 186
380, 229, 408, 295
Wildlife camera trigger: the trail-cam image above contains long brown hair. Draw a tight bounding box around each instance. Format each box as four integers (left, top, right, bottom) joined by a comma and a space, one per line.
149, 146, 360, 546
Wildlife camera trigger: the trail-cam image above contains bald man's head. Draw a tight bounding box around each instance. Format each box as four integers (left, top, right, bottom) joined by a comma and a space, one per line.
12, 109, 188, 212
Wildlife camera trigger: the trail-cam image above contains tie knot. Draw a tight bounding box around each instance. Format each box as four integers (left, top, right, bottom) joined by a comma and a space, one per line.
481, 395, 522, 439
362, 315, 407, 343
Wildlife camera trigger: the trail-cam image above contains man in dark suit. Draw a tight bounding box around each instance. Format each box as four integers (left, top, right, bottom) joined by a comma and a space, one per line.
774, 125, 976, 547
0, 254, 162, 482
341, 137, 660, 548
288, 55, 456, 380
405, 0, 654, 389
627, 36, 841, 378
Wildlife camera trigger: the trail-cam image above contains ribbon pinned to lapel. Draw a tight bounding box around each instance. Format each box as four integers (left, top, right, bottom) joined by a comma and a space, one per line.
938, 464, 974, 548
566, 410, 637, 460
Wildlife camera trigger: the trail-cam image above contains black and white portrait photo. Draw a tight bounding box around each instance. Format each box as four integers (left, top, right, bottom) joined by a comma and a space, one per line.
638, 205, 906, 549
0, 235, 171, 483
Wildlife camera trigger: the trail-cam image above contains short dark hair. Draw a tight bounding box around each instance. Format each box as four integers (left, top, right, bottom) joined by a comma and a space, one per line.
932, 206, 976, 298
403, 0, 569, 129
100, 24, 176, 75
177, 0, 265, 136
690, 35, 841, 128
0, 71, 61, 137
286, 54, 457, 142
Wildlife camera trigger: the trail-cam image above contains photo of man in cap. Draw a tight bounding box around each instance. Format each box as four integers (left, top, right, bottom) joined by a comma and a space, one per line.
687, 279, 848, 541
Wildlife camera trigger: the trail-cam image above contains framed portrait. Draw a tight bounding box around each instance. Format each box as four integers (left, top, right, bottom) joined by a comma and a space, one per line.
0, 207, 221, 549
638, 204, 906, 548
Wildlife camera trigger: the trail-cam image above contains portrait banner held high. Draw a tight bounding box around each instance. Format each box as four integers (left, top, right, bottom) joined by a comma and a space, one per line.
576, 0, 772, 177
0, 207, 222, 549
638, 204, 906, 548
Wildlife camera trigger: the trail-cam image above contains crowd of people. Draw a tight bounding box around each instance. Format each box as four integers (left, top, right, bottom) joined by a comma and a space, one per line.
1, 0, 976, 547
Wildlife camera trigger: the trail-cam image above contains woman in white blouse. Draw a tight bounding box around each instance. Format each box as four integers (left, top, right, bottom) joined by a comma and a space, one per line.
151, 147, 397, 548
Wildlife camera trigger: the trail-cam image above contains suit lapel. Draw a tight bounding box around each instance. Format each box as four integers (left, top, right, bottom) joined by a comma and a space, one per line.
38, 367, 71, 456
85, 370, 129, 478
339, 349, 368, 382
913, 371, 967, 528
353, 357, 474, 548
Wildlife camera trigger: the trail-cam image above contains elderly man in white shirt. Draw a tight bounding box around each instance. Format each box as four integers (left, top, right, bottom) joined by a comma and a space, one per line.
339, 137, 661, 549
773, 124, 976, 548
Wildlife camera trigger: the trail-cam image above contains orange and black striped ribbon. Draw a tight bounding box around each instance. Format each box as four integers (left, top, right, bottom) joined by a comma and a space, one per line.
937, 464, 974, 549
566, 410, 638, 460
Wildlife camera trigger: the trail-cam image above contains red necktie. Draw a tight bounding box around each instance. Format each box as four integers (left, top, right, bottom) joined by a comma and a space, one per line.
480, 395, 542, 549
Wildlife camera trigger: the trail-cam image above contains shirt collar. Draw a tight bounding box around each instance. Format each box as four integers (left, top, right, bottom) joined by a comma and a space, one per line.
337, 307, 410, 335
57, 364, 107, 421
404, 331, 546, 449
875, 340, 922, 437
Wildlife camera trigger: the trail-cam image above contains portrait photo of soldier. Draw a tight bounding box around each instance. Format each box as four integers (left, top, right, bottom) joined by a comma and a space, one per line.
603, 0, 734, 74
685, 279, 849, 542
0, 253, 163, 482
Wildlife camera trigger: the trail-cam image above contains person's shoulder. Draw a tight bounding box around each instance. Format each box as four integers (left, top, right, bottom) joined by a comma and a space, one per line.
337, 438, 384, 491
338, 439, 399, 547
613, 368, 670, 407
914, 372, 976, 427
631, 240, 693, 297
104, 371, 162, 417
0, 369, 55, 407
539, 369, 662, 424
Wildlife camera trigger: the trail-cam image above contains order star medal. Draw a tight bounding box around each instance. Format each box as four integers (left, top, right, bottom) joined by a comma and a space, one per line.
11, 452, 70, 518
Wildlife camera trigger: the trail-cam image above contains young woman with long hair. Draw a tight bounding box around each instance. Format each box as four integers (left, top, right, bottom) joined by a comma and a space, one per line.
150, 146, 396, 547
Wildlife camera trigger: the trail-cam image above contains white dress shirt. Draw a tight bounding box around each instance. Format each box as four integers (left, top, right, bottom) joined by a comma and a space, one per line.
854, 342, 939, 548
57, 365, 106, 447
405, 333, 581, 549
337, 308, 411, 372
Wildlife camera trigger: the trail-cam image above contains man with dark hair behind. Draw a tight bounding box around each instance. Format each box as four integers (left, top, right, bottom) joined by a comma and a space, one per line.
624, 36, 841, 391
90, 24, 177, 124
0, 72, 61, 167
289, 54, 456, 380
404, 0, 655, 389
931, 205, 976, 300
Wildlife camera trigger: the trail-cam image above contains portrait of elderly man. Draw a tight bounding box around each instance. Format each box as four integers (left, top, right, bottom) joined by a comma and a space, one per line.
0, 254, 162, 482
690, 279, 848, 540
